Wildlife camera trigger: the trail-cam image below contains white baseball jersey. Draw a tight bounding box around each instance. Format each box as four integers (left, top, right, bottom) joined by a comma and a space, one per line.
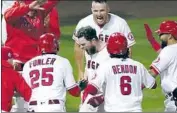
150, 44, 177, 94
73, 13, 135, 47
22, 54, 77, 102
89, 58, 155, 112
84, 46, 110, 82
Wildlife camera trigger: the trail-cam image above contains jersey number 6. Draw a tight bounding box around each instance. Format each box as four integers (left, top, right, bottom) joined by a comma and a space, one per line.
120, 76, 131, 95
29, 67, 54, 89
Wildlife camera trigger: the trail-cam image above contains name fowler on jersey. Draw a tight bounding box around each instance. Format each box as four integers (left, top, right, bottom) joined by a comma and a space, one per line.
29, 57, 56, 68
112, 65, 137, 74
87, 60, 100, 70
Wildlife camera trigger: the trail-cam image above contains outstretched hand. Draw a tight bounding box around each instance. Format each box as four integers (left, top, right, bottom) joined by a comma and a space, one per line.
144, 24, 161, 53
29, 1, 45, 10
144, 24, 155, 41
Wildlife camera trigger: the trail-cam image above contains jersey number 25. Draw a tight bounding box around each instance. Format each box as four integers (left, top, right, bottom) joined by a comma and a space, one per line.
29, 67, 54, 89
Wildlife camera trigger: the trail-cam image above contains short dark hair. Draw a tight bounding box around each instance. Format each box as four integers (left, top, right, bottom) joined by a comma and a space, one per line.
110, 49, 129, 59
77, 26, 98, 41
92, 0, 107, 3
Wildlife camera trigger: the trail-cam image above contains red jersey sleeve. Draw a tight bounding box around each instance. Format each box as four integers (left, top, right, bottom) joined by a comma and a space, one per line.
13, 72, 32, 102
4, 2, 30, 22
68, 85, 80, 97
49, 7, 61, 39
42, 0, 59, 16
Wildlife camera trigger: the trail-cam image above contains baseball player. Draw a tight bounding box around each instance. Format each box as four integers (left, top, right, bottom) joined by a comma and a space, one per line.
3, 1, 59, 111
72, 0, 136, 81
22, 33, 87, 112
1, 46, 32, 112
82, 32, 157, 112
148, 20, 177, 112
4, 0, 59, 63
76, 26, 110, 112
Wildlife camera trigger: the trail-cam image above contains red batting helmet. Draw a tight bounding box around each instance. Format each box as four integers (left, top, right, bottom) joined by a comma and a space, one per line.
2, 46, 14, 60
107, 32, 128, 55
38, 33, 59, 54
155, 20, 177, 39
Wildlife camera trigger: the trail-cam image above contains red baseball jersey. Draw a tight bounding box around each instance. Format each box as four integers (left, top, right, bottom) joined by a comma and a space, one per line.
4, 1, 59, 63
1, 60, 32, 112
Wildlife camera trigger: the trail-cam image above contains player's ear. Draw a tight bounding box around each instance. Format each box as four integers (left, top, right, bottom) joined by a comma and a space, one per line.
91, 7, 93, 14
91, 38, 97, 44
167, 34, 173, 41
107, 4, 110, 13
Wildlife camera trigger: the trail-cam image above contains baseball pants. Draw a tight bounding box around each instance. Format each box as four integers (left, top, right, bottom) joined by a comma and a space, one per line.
28, 99, 66, 112
164, 95, 176, 112
10, 97, 28, 112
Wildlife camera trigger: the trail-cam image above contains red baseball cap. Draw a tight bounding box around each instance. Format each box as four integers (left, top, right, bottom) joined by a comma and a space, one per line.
155, 20, 177, 39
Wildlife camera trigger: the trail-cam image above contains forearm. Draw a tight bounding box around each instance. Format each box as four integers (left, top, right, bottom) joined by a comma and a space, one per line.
42, 0, 59, 16
49, 9, 61, 39
144, 24, 161, 53
149, 69, 158, 78
4, 5, 30, 22
74, 42, 85, 80
149, 39, 161, 53
68, 85, 81, 97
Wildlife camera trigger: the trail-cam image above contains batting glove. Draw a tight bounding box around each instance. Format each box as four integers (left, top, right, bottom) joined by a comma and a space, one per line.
78, 79, 88, 91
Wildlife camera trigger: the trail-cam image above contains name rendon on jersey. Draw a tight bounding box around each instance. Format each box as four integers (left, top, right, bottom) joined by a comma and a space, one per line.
29, 58, 56, 68
112, 65, 137, 74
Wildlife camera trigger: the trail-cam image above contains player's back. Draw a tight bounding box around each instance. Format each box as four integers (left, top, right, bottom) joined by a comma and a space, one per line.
101, 58, 155, 112
23, 54, 70, 102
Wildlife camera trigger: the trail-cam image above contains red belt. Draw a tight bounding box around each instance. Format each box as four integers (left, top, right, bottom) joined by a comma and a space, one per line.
29, 99, 60, 105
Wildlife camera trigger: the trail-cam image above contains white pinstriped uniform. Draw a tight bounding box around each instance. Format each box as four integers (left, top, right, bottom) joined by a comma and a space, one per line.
89, 58, 155, 112
73, 13, 136, 48
151, 44, 177, 112
22, 54, 77, 112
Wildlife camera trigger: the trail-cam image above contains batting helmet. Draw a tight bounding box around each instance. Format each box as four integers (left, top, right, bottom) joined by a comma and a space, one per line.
155, 20, 177, 39
38, 33, 58, 54
107, 32, 128, 55
2, 46, 14, 60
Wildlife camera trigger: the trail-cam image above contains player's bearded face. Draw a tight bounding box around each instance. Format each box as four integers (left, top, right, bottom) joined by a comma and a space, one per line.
91, 2, 110, 27
161, 41, 167, 49
86, 45, 97, 55
160, 34, 170, 48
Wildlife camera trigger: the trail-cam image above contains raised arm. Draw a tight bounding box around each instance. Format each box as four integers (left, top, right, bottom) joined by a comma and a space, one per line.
42, 0, 59, 17
4, 2, 30, 23
4, 1, 45, 23
45, 7, 61, 39
144, 24, 161, 54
